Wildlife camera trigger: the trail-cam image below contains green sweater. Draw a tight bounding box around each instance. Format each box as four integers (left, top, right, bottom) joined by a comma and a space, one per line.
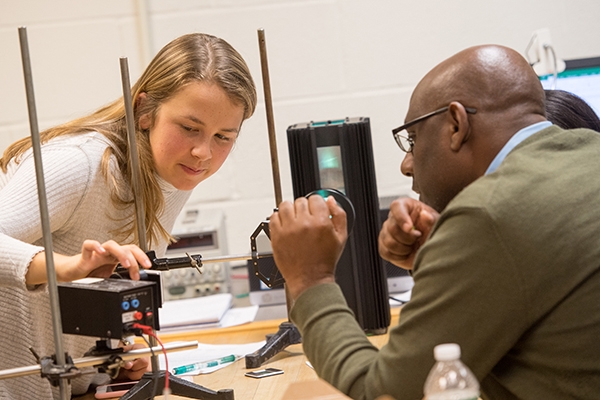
290, 125, 600, 400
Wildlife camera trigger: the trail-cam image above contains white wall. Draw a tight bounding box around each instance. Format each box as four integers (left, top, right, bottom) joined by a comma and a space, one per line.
1, 0, 599, 255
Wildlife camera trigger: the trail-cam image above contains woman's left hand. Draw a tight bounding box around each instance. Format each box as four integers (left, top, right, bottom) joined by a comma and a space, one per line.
115, 343, 150, 381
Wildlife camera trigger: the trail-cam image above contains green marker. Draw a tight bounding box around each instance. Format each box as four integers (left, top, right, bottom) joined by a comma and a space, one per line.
171, 354, 237, 375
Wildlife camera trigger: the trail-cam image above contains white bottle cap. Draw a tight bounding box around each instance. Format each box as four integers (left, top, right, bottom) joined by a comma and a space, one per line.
433, 343, 461, 361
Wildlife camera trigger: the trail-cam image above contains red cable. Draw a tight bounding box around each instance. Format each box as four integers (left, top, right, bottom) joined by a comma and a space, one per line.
132, 323, 169, 392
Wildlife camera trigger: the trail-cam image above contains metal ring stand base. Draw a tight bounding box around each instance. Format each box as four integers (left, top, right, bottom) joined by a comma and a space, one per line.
244, 322, 302, 369
119, 370, 234, 400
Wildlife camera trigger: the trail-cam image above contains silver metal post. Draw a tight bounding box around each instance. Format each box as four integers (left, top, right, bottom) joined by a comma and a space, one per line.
257, 28, 295, 313
0, 340, 198, 380
120, 58, 147, 251
119, 57, 160, 373
18, 26, 69, 400
257, 28, 283, 206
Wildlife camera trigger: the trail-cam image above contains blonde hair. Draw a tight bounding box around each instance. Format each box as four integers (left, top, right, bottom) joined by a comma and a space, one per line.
0, 33, 257, 247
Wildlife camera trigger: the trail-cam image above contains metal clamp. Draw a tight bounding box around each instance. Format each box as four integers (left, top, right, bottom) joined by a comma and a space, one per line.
39, 354, 79, 387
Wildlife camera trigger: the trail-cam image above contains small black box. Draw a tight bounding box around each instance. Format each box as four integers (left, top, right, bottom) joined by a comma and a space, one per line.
58, 278, 157, 339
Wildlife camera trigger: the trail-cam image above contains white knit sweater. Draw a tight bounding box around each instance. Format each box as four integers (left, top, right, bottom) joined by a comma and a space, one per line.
0, 132, 191, 399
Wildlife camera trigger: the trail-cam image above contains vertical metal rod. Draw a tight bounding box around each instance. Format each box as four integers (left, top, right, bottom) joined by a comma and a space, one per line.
257, 28, 295, 314
18, 26, 69, 400
257, 28, 283, 206
119, 58, 147, 252
119, 57, 159, 372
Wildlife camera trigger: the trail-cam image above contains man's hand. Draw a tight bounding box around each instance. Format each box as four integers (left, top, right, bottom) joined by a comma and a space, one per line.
269, 195, 348, 300
378, 197, 439, 270
25, 240, 152, 285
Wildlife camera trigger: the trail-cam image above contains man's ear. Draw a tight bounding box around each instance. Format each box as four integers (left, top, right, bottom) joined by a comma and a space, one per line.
136, 92, 151, 130
448, 101, 471, 152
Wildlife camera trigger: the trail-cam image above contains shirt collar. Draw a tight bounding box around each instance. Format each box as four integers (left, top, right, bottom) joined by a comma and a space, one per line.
485, 121, 552, 175
156, 173, 179, 194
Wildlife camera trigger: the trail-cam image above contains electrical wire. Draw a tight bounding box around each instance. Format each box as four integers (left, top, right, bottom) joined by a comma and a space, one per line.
525, 31, 560, 88
138, 334, 159, 397
544, 44, 559, 89
389, 296, 408, 305
134, 323, 169, 396
148, 331, 170, 398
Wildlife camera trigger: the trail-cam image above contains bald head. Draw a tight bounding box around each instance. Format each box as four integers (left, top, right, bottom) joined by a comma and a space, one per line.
412, 45, 546, 122
402, 45, 548, 212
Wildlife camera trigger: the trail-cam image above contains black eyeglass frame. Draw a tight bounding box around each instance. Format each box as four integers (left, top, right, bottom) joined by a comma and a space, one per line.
392, 105, 477, 153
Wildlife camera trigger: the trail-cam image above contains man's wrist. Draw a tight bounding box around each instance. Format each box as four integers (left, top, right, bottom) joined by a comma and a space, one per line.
287, 276, 336, 301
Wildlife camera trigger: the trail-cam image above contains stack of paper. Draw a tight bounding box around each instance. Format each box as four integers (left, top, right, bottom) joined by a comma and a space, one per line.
158, 293, 233, 330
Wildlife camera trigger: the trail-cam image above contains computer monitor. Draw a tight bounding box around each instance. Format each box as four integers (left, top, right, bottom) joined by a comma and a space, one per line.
540, 56, 600, 117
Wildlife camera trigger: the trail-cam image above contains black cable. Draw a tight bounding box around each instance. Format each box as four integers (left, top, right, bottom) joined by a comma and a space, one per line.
389, 296, 408, 305
140, 335, 159, 397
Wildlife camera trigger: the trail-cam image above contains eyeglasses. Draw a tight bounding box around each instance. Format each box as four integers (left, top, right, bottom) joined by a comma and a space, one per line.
392, 105, 477, 153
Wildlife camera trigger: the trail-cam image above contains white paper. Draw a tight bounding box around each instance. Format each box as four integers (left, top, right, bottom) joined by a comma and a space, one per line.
158, 293, 232, 328
219, 305, 259, 328
157, 305, 259, 333
159, 341, 266, 376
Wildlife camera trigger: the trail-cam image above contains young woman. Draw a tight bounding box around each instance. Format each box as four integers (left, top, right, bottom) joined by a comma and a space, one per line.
0, 33, 256, 399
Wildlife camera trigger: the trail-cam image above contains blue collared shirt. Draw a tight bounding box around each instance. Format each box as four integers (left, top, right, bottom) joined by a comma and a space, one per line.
485, 121, 552, 175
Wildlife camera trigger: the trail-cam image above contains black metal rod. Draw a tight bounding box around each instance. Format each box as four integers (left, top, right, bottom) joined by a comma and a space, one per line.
114, 252, 273, 275
18, 26, 69, 400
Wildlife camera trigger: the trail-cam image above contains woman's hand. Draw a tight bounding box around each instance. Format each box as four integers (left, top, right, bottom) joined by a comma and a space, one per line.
114, 343, 150, 381
25, 240, 152, 285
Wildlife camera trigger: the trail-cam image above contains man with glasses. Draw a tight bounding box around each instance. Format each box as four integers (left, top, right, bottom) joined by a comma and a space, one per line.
268, 44, 600, 399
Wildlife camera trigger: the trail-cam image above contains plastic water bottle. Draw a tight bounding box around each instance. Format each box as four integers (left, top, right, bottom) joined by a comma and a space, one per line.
423, 343, 480, 400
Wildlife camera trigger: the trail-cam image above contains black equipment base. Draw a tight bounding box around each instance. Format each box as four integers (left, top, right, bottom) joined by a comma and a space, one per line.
119, 370, 234, 400
245, 321, 301, 369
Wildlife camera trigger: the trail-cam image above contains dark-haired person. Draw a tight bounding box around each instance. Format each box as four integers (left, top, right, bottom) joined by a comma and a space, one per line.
545, 88, 600, 131
269, 45, 600, 399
